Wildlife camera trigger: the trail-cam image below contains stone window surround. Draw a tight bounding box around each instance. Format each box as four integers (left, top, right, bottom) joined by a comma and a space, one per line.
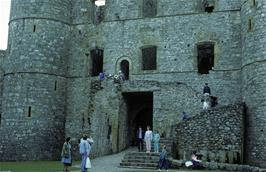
115, 56, 132, 75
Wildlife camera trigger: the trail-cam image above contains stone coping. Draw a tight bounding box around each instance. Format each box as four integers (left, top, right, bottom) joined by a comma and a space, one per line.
170, 159, 264, 172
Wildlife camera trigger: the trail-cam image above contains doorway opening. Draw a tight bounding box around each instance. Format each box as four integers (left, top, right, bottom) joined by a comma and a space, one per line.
120, 60, 129, 80
197, 42, 214, 74
121, 92, 153, 148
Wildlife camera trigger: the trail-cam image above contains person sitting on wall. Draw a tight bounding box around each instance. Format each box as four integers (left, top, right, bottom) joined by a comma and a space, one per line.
191, 151, 204, 169
203, 83, 211, 96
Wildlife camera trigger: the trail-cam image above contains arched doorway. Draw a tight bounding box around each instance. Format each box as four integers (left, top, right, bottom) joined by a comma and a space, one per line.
120, 60, 129, 80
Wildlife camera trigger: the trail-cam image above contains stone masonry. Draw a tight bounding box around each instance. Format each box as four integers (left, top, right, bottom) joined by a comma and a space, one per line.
0, 0, 265, 168
174, 103, 244, 163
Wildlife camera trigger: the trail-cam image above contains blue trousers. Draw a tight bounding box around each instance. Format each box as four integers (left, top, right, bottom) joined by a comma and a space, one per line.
81, 153, 87, 172
159, 158, 168, 170
154, 142, 159, 152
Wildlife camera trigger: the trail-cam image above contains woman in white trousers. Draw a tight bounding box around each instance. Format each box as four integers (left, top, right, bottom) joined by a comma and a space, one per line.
144, 126, 153, 153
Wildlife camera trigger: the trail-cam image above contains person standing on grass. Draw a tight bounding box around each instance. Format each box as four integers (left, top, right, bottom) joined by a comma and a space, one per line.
61, 137, 72, 172
80, 135, 91, 172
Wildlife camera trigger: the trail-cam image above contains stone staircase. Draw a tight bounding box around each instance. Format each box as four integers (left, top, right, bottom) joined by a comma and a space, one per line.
160, 138, 174, 155
120, 138, 174, 169
120, 151, 160, 169
142, 138, 174, 153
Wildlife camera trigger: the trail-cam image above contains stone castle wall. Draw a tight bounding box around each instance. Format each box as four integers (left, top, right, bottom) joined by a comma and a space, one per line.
0, 0, 71, 160
241, 0, 266, 167
174, 103, 244, 163
0, 0, 265, 168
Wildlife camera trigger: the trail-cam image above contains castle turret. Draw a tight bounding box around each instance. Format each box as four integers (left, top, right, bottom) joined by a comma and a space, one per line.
0, 0, 72, 160
241, 0, 266, 167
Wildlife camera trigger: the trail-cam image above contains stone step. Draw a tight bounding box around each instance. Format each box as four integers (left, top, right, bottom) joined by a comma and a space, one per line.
120, 162, 158, 168
125, 152, 160, 156
124, 155, 160, 160
124, 156, 159, 160
122, 158, 159, 163
160, 138, 173, 141
119, 165, 157, 170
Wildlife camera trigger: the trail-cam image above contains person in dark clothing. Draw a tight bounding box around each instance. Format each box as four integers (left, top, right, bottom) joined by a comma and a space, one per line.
158, 145, 168, 171
203, 83, 211, 96
191, 151, 204, 169
182, 111, 189, 120
136, 126, 144, 152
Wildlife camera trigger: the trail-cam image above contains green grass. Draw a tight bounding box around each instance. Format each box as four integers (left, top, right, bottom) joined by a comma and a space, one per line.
0, 161, 229, 172
0, 161, 80, 172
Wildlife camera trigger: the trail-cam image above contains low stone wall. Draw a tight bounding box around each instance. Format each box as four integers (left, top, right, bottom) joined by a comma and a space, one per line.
170, 159, 263, 172
174, 103, 245, 163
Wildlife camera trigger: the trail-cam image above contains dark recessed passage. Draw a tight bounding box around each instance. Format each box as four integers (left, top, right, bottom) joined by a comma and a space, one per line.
120, 60, 129, 80
28, 106, 32, 117
54, 80, 57, 91
33, 25, 36, 32
197, 42, 214, 74
91, 48, 104, 76
142, 46, 157, 70
122, 92, 153, 147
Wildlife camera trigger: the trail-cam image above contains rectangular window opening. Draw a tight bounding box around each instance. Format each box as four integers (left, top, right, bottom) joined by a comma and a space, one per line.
203, 0, 215, 13
143, 0, 157, 18
197, 42, 214, 74
91, 48, 104, 76
33, 25, 36, 32
28, 106, 32, 117
142, 46, 157, 70
54, 80, 57, 91
205, 6, 214, 13
248, 18, 253, 32
252, 0, 256, 6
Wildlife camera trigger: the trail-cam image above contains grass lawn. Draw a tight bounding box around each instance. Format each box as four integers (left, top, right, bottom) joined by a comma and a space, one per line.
0, 161, 229, 172
0, 161, 80, 172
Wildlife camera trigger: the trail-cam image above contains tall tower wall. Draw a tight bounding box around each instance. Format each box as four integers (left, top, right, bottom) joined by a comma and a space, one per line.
0, 0, 71, 160
241, 0, 266, 167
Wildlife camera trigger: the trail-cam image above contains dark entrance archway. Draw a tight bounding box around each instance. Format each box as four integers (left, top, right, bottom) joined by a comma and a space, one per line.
122, 92, 153, 147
